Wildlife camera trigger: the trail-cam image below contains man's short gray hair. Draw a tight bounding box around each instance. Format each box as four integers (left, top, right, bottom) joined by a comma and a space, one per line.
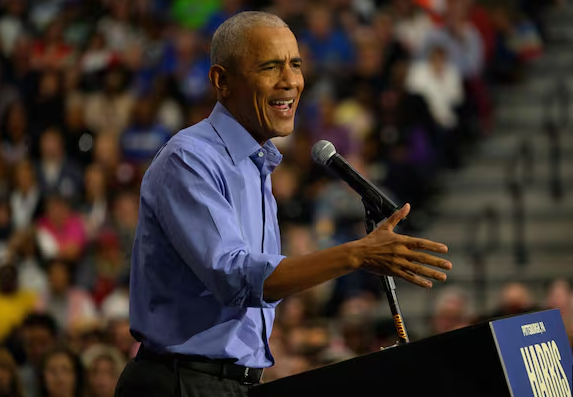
210, 11, 288, 69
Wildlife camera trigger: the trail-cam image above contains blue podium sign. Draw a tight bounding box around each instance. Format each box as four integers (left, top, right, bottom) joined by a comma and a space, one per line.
491, 309, 573, 397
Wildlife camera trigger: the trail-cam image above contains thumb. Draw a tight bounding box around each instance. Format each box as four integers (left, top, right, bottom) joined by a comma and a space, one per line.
380, 203, 410, 231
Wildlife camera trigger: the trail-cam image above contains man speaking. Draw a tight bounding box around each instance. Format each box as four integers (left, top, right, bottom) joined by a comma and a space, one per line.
115, 11, 452, 397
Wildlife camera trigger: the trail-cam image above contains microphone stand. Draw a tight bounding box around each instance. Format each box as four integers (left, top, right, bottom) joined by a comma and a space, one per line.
362, 198, 410, 346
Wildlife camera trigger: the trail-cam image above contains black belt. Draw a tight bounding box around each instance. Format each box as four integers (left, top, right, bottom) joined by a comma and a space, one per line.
136, 345, 264, 385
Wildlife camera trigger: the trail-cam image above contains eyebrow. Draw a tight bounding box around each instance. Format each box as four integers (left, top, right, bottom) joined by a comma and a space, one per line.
258, 58, 303, 68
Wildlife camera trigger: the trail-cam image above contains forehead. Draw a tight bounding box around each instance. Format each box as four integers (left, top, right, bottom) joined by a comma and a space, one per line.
241, 26, 300, 62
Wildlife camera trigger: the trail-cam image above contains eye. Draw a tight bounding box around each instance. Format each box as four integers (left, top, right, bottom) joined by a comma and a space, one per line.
263, 65, 277, 71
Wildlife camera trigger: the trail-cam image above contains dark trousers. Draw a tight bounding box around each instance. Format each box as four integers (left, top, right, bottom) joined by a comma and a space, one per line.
115, 354, 252, 397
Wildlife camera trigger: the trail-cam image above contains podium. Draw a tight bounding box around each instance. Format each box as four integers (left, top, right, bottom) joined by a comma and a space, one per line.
249, 309, 573, 397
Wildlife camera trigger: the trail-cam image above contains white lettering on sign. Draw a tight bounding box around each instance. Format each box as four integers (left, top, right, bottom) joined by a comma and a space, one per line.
520, 340, 571, 397
522, 322, 547, 336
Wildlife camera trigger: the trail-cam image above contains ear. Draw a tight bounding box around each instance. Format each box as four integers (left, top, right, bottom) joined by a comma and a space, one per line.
209, 65, 231, 98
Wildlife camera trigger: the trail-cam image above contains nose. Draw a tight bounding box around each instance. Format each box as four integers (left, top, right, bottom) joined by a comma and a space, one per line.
277, 65, 301, 90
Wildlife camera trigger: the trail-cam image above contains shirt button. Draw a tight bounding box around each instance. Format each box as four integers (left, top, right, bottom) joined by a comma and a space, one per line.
258, 151, 264, 157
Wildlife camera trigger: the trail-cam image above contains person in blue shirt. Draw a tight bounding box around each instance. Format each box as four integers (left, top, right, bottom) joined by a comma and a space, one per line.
114, 11, 452, 397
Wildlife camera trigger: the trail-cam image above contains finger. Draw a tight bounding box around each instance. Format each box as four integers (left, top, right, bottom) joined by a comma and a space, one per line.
403, 250, 452, 270
380, 203, 410, 231
400, 235, 448, 253
392, 267, 432, 288
394, 257, 448, 281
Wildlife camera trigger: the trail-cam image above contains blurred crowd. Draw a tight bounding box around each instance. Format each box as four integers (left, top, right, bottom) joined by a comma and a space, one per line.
0, 0, 569, 396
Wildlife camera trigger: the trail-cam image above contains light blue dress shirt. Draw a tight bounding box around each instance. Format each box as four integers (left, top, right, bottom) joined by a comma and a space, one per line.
129, 102, 285, 368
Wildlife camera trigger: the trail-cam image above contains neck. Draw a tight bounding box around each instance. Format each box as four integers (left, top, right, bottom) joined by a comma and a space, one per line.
218, 100, 267, 146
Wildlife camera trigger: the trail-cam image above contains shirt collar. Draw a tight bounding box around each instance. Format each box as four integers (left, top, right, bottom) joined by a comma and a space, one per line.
207, 102, 283, 169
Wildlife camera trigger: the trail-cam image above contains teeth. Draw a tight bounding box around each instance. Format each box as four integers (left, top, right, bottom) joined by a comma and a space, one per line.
270, 99, 294, 105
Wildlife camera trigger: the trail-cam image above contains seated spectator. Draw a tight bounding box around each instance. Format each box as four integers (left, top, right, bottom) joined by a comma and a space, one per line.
81, 344, 125, 397
79, 164, 109, 241
162, 30, 212, 105
308, 95, 361, 160
368, 62, 441, 218
61, 94, 95, 168
545, 279, 573, 346
299, 3, 355, 78
65, 320, 105, 358
0, 262, 38, 343
406, 44, 464, 131
391, 0, 436, 54
0, 347, 25, 397
337, 28, 387, 102
119, 95, 171, 171
29, 18, 74, 72
490, 282, 540, 319
418, 3, 484, 80
10, 159, 42, 231
429, 286, 473, 334
419, 0, 493, 131
371, 9, 411, 82
89, 229, 125, 308
146, 77, 184, 133
17, 313, 59, 397
0, 0, 31, 58
334, 83, 377, 146
271, 163, 313, 226
38, 347, 86, 397
36, 194, 87, 263
313, 157, 368, 249
332, 291, 378, 355
83, 66, 134, 137
96, 1, 141, 54
488, 4, 543, 83
0, 101, 29, 166
11, 227, 48, 297
35, 128, 83, 201
26, 71, 65, 152
104, 318, 135, 360
77, 32, 120, 92
92, 134, 136, 191
100, 274, 130, 324
36, 259, 98, 333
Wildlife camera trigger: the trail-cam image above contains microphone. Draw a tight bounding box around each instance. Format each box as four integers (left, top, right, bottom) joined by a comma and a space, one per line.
312, 139, 410, 345
311, 140, 399, 220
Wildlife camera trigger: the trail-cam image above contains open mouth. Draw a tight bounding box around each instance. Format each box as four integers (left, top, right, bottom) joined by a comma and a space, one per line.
268, 99, 294, 112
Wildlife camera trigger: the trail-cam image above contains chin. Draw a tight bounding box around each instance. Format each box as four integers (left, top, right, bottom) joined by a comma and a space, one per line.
271, 122, 295, 137
269, 130, 293, 141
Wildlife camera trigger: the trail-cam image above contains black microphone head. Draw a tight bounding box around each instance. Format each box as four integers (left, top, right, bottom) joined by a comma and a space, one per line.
311, 140, 337, 165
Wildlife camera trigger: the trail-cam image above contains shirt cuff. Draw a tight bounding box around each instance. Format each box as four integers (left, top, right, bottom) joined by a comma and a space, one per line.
245, 252, 285, 309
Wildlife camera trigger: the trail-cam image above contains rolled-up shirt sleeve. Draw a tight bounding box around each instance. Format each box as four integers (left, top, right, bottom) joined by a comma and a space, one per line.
154, 146, 284, 309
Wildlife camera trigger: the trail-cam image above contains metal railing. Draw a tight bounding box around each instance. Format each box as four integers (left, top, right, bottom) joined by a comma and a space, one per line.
505, 139, 534, 266
465, 205, 500, 313
542, 76, 571, 203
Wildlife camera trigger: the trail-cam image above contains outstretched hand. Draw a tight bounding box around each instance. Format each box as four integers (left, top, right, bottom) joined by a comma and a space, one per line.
360, 203, 451, 288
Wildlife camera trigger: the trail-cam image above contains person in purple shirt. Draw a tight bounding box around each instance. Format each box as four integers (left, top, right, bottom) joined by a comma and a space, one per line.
115, 11, 452, 397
